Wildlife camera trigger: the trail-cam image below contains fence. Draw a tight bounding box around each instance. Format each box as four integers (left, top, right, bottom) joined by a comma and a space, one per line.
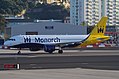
105, 32, 119, 46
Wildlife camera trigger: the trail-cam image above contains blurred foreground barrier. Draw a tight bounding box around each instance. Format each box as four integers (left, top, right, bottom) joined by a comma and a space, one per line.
0, 64, 20, 70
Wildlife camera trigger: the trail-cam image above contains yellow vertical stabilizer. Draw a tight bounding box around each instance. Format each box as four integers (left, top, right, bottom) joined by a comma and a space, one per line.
79, 16, 110, 47
90, 16, 108, 35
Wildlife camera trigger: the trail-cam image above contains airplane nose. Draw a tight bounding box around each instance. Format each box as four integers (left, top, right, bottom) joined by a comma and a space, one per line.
4, 41, 7, 46
3, 41, 11, 49
4, 41, 9, 46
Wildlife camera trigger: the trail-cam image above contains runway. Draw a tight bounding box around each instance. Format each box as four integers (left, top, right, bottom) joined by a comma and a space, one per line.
1, 68, 119, 79
0, 48, 119, 70
0, 48, 119, 79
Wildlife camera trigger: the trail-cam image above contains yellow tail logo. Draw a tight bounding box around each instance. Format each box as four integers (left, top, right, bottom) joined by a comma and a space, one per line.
90, 16, 108, 35
79, 16, 109, 47
97, 26, 104, 33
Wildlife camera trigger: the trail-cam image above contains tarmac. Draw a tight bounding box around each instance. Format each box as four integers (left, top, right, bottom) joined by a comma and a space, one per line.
0, 48, 119, 79
1, 68, 119, 79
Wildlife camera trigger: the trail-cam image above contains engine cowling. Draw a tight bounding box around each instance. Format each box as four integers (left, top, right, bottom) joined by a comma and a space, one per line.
44, 45, 55, 53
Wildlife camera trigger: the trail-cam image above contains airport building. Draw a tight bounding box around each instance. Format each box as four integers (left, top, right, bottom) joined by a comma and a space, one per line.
70, 0, 119, 26
5, 21, 87, 38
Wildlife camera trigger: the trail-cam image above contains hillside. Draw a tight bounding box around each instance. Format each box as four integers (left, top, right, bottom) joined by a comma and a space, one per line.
0, 0, 69, 20
0, 0, 28, 15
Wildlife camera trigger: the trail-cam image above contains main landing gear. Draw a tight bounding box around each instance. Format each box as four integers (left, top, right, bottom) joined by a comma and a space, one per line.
48, 50, 63, 54
58, 49, 63, 54
47, 48, 63, 54
58, 47, 63, 54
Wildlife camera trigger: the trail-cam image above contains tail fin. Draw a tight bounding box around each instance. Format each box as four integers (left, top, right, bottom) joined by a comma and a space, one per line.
90, 16, 108, 35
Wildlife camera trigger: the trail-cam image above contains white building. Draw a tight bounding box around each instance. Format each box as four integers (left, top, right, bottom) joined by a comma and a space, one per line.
70, 0, 101, 26
101, 0, 119, 26
70, 0, 119, 26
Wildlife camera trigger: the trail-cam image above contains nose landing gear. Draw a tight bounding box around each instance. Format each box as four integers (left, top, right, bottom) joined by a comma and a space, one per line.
17, 48, 21, 54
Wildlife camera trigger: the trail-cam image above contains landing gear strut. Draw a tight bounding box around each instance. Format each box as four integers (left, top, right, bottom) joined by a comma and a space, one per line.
18, 50, 21, 54
17, 48, 21, 54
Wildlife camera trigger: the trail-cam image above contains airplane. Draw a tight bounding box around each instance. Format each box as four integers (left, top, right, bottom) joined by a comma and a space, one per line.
4, 16, 110, 54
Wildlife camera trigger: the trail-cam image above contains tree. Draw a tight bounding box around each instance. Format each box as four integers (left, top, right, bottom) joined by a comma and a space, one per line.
0, 0, 28, 15
25, 3, 69, 20
80, 21, 87, 26
0, 15, 7, 34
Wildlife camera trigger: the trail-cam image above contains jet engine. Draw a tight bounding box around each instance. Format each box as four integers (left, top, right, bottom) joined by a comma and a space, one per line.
44, 45, 55, 53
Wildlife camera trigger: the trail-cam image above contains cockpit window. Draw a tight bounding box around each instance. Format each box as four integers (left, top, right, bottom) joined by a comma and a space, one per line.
8, 39, 16, 41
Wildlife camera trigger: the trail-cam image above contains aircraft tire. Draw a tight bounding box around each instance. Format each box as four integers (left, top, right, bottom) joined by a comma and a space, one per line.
58, 50, 63, 54
18, 51, 21, 54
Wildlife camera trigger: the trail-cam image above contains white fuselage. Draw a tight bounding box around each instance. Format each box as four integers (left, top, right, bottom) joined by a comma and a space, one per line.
4, 35, 89, 47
